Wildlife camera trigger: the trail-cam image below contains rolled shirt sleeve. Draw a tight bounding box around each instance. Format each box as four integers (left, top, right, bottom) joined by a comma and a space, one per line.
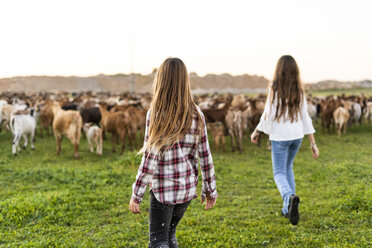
131, 110, 156, 204
131, 153, 157, 204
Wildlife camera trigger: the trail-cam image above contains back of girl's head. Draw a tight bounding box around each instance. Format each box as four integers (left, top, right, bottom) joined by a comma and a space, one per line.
140, 57, 204, 154
272, 55, 304, 122
153, 58, 190, 109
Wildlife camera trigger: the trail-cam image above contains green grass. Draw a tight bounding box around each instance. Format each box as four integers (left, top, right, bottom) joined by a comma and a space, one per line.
310, 87, 372, 97
0, 123, 371, 247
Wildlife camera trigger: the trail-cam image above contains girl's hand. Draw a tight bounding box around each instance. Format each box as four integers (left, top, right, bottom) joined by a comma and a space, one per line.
250, 130, 260, 144
201, 193, 216, 210
129, 199, 141, 214
311, 144, 319, 159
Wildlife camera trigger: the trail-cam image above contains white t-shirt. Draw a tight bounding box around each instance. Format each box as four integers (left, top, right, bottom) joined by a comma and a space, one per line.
256, 89, 315, 141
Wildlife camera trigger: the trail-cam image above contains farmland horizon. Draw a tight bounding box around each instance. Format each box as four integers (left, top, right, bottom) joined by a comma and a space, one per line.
1, 72, 371, 85
2, 71, 372, 94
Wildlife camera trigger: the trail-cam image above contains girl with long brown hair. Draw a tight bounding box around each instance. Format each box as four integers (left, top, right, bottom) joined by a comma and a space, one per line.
251, 55, 319, 225
129, 58, 217, 247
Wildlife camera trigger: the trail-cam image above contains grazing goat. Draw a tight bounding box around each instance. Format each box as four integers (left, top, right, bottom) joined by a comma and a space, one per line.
61, 102, 79, 111
10, 113, 36, 155
230, 94, 247, 110
202, 102, 230, 124
225, 108, 244, 153
1, 104, 16, 132
333, 106, 350, 136
39, 102, 54, 137
348, 102, 362, 126
207, 122, 226, 152
99, 105, 133, 154
365, 102, 372, 124
244, 99, 262, 132
80, 107, 101, 125
320, 98, 337, 133
243, 99, 262, 147
83, 123, 103, 155
123, 106, 146, 146
51, 102, 83, 158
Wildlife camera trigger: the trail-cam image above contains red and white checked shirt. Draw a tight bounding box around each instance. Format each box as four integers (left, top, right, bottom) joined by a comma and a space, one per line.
132, 108, 218, 205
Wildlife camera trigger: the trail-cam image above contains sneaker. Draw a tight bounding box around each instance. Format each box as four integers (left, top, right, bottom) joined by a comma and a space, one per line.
288, 194, 300, 225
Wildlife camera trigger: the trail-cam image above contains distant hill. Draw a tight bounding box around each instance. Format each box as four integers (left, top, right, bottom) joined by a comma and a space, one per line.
0, 74, 153, 93
0, 73, 269, 94
0, 73, 370, 93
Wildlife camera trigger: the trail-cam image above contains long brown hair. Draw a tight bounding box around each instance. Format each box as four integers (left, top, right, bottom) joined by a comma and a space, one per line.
271, 55, 304, 122
140, 57, 204, 154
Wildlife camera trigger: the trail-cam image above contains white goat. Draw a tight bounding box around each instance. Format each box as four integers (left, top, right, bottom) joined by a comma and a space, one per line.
0, 100, 8, 130
83, 123, 103, 155
348, 102, 362, 126
307, 100, 317, 120
10, 114, 36, 155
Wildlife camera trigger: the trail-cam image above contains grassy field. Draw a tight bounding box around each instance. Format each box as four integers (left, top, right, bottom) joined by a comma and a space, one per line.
310, 87, 372, 97
0, 122, 371, 247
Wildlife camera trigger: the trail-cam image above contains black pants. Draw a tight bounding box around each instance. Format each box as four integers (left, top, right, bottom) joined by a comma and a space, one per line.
149, 191, 191, 248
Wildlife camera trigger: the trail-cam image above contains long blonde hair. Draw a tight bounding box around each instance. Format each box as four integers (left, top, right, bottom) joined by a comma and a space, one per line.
140, 58, 204, 154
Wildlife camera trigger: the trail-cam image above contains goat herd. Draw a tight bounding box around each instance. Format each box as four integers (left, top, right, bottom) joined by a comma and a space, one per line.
1, 91, 372, 158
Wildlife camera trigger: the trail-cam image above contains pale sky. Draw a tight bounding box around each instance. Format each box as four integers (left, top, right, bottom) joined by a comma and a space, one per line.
0, 0, 371, 82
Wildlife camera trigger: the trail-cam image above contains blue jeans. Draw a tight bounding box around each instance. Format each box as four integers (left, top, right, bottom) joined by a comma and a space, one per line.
271, 138, 302, 214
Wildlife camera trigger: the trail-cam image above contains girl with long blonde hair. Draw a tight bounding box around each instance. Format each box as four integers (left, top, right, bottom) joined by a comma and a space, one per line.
251, 55, 319, 225
130, 58, 217, 248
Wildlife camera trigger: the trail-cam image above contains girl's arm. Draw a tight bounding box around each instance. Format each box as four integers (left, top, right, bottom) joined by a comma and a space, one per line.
131, 153, 156, 204
131, 111, 155, 205
198, 113, 218, 208
301, 95, 319, 159
307, 133, 319, 159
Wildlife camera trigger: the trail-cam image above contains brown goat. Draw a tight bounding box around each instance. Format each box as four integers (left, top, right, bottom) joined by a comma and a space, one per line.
320, 98, 338, 133
39, 101, 54, 137
125, 106, 147, 146
202, 102, 230, 124
207, 122, 226, 152
230, 94, 247, 110
242, 99, 262, 147
51, 102, 83, 158
1, 104, 16, 132
99, 105, 134, 154
225, 108, 244, 153
110, 105, 147, 146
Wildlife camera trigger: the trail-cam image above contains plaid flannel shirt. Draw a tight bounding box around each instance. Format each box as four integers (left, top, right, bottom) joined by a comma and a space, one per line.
131, 108, 218, 205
